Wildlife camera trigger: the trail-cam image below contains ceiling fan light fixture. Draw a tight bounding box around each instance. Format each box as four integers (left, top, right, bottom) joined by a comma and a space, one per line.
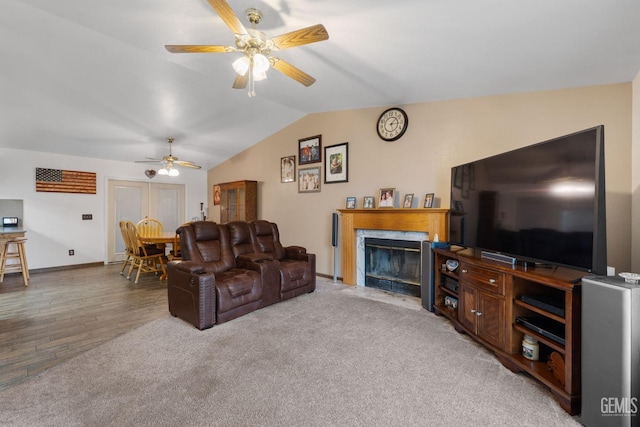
252, 53, 270, 74
253, 71, 267, 81
232, 56, 250, 76
168, 168, 180, 177
158, 167, 169, 176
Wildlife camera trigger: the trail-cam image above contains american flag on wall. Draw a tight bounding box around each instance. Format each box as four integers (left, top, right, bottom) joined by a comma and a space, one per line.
35, 168, 97, 194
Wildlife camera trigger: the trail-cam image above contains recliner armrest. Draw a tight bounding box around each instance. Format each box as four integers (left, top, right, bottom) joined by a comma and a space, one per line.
173, 260, 206, 275
285, 246, 307, 257
237, 253, 274, 263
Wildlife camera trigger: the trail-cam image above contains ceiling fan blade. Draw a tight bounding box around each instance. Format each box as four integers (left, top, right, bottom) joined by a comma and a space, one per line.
271, 57, 316, 87
207, 0, 247, 35
271, 24, 329, 50
232, 73, 249, 89
165, 45, 234, 53
135, 157, 163, 163
175, 161, 202, 169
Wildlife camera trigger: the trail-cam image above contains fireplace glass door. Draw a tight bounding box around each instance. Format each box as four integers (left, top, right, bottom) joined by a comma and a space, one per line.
364, 238, 422, 297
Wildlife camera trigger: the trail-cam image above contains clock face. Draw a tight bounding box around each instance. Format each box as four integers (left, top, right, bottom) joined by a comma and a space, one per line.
377, 108, 408, 141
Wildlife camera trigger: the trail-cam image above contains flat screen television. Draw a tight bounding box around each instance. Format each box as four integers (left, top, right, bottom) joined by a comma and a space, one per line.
449, 125, 606, 274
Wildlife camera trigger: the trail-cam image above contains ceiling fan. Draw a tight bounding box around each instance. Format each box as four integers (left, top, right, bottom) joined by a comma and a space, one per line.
135, 138, 201, 176
165, 0, 329, 96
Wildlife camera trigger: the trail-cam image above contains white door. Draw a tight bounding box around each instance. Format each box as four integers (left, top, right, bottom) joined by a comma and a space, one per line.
107, 180, 185, 263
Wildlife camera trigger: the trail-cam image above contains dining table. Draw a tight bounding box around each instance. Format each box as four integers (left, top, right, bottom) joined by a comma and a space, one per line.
138, 232, 179, 279
138, 232, 178, 247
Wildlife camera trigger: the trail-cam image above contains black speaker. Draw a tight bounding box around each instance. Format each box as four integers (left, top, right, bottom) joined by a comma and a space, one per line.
331, 213, 338, 247
420, 241, 434, 312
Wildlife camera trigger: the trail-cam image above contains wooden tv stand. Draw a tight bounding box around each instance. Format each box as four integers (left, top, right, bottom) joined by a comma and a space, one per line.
432, 247, 586, 415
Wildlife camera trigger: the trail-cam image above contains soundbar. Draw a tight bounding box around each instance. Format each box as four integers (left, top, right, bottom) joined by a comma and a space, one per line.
481, 251, 516, 265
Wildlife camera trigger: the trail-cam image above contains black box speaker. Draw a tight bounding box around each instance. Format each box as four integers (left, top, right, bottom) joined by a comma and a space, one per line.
331, 213, 338, 247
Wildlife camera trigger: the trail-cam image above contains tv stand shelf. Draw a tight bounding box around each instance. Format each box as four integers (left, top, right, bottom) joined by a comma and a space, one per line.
432, 247, 586, 415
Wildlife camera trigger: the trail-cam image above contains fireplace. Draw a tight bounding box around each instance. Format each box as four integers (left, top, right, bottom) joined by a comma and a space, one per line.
365, 238, 422, 297
337, 209, 449, 310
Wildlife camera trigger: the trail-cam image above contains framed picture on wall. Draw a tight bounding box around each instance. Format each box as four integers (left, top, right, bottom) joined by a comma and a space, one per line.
298, 166, 321, 193
213, 185, 221, 206
281, 155, 296, 183
324, 142, 348, 184
298, 135, 322, 165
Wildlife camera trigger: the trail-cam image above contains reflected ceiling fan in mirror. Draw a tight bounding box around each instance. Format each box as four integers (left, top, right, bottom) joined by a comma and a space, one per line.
135, 138, 201, 176
165, 0, 329, 96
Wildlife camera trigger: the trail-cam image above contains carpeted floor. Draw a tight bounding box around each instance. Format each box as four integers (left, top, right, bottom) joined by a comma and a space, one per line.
0, 287, 579, 426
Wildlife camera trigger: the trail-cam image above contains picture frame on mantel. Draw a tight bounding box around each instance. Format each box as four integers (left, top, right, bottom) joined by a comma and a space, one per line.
403, 193, 414, 208
363, 196, 375, 209
378, 188, 395, 208
424, 193, 434, 208
298, 135, 322, 165
346, 196, 357, 209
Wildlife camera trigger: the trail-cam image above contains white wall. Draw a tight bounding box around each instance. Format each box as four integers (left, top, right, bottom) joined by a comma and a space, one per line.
0, 148, 207, 270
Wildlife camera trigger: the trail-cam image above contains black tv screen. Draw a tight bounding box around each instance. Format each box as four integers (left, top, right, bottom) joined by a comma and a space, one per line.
449, 125, 606, 274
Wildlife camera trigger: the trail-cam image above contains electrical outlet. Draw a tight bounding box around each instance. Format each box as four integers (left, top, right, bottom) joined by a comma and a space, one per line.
69, 249, 75, 256
82, 214, 92, 220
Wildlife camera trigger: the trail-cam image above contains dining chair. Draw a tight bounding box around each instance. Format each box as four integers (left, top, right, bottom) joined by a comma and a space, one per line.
136, 218, 164, 237
119, 220, 134, 275
136, 218, 167, 254
124, 221, 166, 283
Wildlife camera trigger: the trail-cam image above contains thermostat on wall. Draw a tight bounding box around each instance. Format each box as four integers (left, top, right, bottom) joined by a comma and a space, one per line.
2, 217, 18, 227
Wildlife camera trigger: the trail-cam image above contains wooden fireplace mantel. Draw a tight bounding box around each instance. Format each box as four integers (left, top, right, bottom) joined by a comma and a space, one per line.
337, 209, 449, 285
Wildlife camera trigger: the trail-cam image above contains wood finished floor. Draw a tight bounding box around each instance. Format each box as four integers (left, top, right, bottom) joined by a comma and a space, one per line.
0, 263, 168, 392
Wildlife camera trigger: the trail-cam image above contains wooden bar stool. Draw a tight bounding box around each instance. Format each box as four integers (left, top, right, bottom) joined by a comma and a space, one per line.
0, 237, 29, 286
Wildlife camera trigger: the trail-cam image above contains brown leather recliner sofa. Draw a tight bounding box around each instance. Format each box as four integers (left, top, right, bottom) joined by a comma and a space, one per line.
167, 220, 316, 330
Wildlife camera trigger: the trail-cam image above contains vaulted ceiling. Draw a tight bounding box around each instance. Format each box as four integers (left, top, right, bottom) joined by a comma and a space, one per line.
3, 0, 640, 169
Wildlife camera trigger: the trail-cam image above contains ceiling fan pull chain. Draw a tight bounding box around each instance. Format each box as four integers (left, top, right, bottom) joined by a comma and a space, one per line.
248, 56, 256, 97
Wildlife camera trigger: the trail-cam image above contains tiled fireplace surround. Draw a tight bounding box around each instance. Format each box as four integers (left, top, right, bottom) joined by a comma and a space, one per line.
356, 229, 427, 287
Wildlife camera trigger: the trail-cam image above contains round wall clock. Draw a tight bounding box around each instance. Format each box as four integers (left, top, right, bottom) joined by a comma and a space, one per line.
376, 107, 408, 141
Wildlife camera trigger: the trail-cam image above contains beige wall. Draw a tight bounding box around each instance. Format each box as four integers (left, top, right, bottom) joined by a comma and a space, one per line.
209, 83, 632, 276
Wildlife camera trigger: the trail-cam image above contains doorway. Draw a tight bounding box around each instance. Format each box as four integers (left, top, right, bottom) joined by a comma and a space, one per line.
107, 180, 185, 263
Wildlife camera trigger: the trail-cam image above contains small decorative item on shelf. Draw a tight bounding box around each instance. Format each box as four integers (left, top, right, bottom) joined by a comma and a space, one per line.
363, 196, 375, 209
619, 272, 640, 284
424, 193, 434, 208
548, 352, 565, 386
445, 259, 459, 272
345, 197, 356, 209
522, 335, 540, 361
403, 193, 414, 208
444, 296, 458, 310
378, 188, 395, 208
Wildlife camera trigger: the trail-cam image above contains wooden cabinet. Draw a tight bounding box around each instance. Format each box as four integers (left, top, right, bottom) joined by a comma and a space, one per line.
458, 261, 506, 350
218, 180, 257, 223
433, 247, 585, 415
